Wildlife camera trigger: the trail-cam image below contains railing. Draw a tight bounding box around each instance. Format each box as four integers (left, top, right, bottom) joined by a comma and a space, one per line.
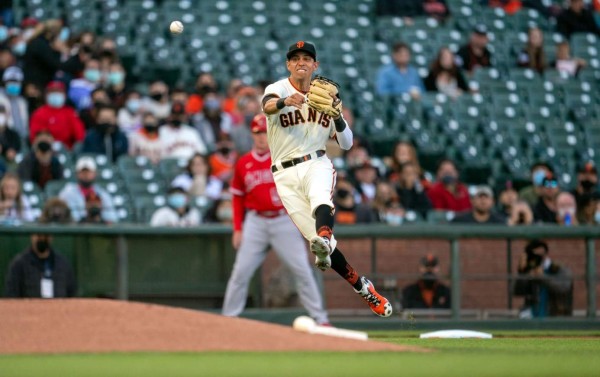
0, 224, 597, 319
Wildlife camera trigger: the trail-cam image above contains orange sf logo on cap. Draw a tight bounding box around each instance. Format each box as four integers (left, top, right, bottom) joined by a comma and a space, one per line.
296, 41, 305, 48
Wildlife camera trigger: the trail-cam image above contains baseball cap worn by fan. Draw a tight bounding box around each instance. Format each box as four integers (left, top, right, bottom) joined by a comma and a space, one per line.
76, 156, 97, 172
3, 66, 23, 82
286, 41, 317, 60
421, 254, 439, 268
471, 185, 493, 197
46, 80, 66, 92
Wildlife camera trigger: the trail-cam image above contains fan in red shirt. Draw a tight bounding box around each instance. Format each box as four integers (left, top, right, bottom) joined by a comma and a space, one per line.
222, 114, 329, 325
427, 158, 472, 212
29, 81, 86, 150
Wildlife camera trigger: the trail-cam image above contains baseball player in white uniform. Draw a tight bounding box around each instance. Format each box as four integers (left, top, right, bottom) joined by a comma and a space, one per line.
260, 41, 392, 317
222, 114, 329, 325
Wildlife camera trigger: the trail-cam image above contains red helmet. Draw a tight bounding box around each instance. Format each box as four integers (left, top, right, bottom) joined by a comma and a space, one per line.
250, 114, 267, 133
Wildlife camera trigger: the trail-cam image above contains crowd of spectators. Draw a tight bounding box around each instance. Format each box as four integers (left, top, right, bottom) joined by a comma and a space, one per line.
0, 1, 598, 228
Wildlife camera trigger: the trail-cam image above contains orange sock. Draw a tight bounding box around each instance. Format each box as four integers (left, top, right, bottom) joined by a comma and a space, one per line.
317, 225, 332, 239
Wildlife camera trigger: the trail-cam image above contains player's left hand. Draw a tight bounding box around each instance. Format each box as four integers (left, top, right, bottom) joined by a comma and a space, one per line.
306, 75, 342, 118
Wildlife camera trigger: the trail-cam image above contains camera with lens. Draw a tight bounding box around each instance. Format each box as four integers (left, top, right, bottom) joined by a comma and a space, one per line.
525, 248, 543, 271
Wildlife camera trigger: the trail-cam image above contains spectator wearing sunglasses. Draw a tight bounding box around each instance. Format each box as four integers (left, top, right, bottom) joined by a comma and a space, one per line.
533, 175, 560, 223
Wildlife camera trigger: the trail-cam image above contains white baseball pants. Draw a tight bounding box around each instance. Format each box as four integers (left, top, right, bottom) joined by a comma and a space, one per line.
272, 155, 338, 250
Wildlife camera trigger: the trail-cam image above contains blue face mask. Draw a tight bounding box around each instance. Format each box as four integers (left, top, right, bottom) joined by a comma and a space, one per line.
59, 27, 70, 42
0, 27, 8, 43
84, 69, 101, 83
168, 193, 187, 209
5, 82, 21, 96
108, 71, 125, 85
532, 169, 547, 186
12, 41, 26, 56
595, 211, 600, 224
204, 98, 221, 111
47, 92, 66, 108
126, 98, 140, 113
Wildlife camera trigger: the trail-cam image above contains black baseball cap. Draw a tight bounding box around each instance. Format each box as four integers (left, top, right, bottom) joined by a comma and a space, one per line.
286, 41, 317, 60
421, 254, 439, 268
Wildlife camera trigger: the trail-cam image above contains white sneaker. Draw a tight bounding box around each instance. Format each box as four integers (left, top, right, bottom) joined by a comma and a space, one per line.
310, 236, 332, 271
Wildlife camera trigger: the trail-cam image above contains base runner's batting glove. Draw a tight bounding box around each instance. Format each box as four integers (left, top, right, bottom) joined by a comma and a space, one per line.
306, 75, 342, 118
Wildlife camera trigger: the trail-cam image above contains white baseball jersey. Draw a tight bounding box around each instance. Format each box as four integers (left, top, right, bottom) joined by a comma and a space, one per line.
263, 78, 336, 163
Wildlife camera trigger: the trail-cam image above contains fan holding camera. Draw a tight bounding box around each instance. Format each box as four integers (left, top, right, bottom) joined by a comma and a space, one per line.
513, 240, 573, 318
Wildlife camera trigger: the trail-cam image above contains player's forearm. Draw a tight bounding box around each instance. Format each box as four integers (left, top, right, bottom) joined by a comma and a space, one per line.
334, 117, 353, 150
263, 97, 286, 115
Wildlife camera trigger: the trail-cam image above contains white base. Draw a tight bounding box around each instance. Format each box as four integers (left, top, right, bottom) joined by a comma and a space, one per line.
419, 330, 493, 339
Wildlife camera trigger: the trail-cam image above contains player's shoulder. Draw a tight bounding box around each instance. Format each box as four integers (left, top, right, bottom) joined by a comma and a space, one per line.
264, 78, 289, 95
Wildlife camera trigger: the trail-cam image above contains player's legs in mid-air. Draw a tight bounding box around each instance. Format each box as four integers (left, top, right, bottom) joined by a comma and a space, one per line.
274, 157, 392, 317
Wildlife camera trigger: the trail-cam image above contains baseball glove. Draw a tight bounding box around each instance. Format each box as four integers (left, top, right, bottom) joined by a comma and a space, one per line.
306, 75, 342, 118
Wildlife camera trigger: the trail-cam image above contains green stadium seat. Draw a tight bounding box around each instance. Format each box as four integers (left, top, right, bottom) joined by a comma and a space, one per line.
427, 210, 457, 224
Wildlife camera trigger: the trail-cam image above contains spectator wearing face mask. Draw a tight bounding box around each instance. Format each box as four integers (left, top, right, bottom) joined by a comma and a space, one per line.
0, 66, 29, 139
395, 162, 431, 218
356, 181, 405, 225
68, 58, 103, 111
58, 156, 118, 223
209, 137, 237, 183
518, 162, 554, 208
142, 80, 171, 120
191, 90, 233, 152
29, 81, 85, 149
0, 103, 20, 163
427, 158, 471, 212
128, 112, 165, 164
81, 104, 128, 162
4, 215, 77, 298
401, 254, 451, 309
150, 186, 201, 227
333, 178, 358, 224
160, 101, 207, 159
185, 72, 219, 114
204, 191, 233, 224
555, 191, 578, 226
17, 131, 63, 189
105, 61, 127, 107
117, 90, 143, 135
571, 161, 599, 210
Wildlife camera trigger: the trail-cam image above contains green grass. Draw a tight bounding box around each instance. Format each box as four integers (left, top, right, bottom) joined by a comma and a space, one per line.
1, 331, 599, 377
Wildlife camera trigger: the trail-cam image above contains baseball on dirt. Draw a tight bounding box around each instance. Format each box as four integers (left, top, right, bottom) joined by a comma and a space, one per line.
292, 316, 316, 333
170, 20, 184, 34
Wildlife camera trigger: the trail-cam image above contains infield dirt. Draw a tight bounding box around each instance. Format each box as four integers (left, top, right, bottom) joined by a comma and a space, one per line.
0, 299, 422, 354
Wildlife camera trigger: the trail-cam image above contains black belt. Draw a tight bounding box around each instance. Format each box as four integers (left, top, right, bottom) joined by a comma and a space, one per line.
271, 150, 326, 173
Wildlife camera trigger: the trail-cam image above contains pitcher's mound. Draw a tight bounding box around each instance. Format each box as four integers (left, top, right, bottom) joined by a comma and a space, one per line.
0, 299, 419, 354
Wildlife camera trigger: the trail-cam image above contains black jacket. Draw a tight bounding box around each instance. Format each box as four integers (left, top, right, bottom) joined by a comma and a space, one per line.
397, 186, 432, 218
23, 35, 62, 87
4, 248, 77, 298
557, 8, 600, 38
17, 152, 64, 189
0, 126, 21, 157
402, 280, 451, 309
514, 261, 573, 316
